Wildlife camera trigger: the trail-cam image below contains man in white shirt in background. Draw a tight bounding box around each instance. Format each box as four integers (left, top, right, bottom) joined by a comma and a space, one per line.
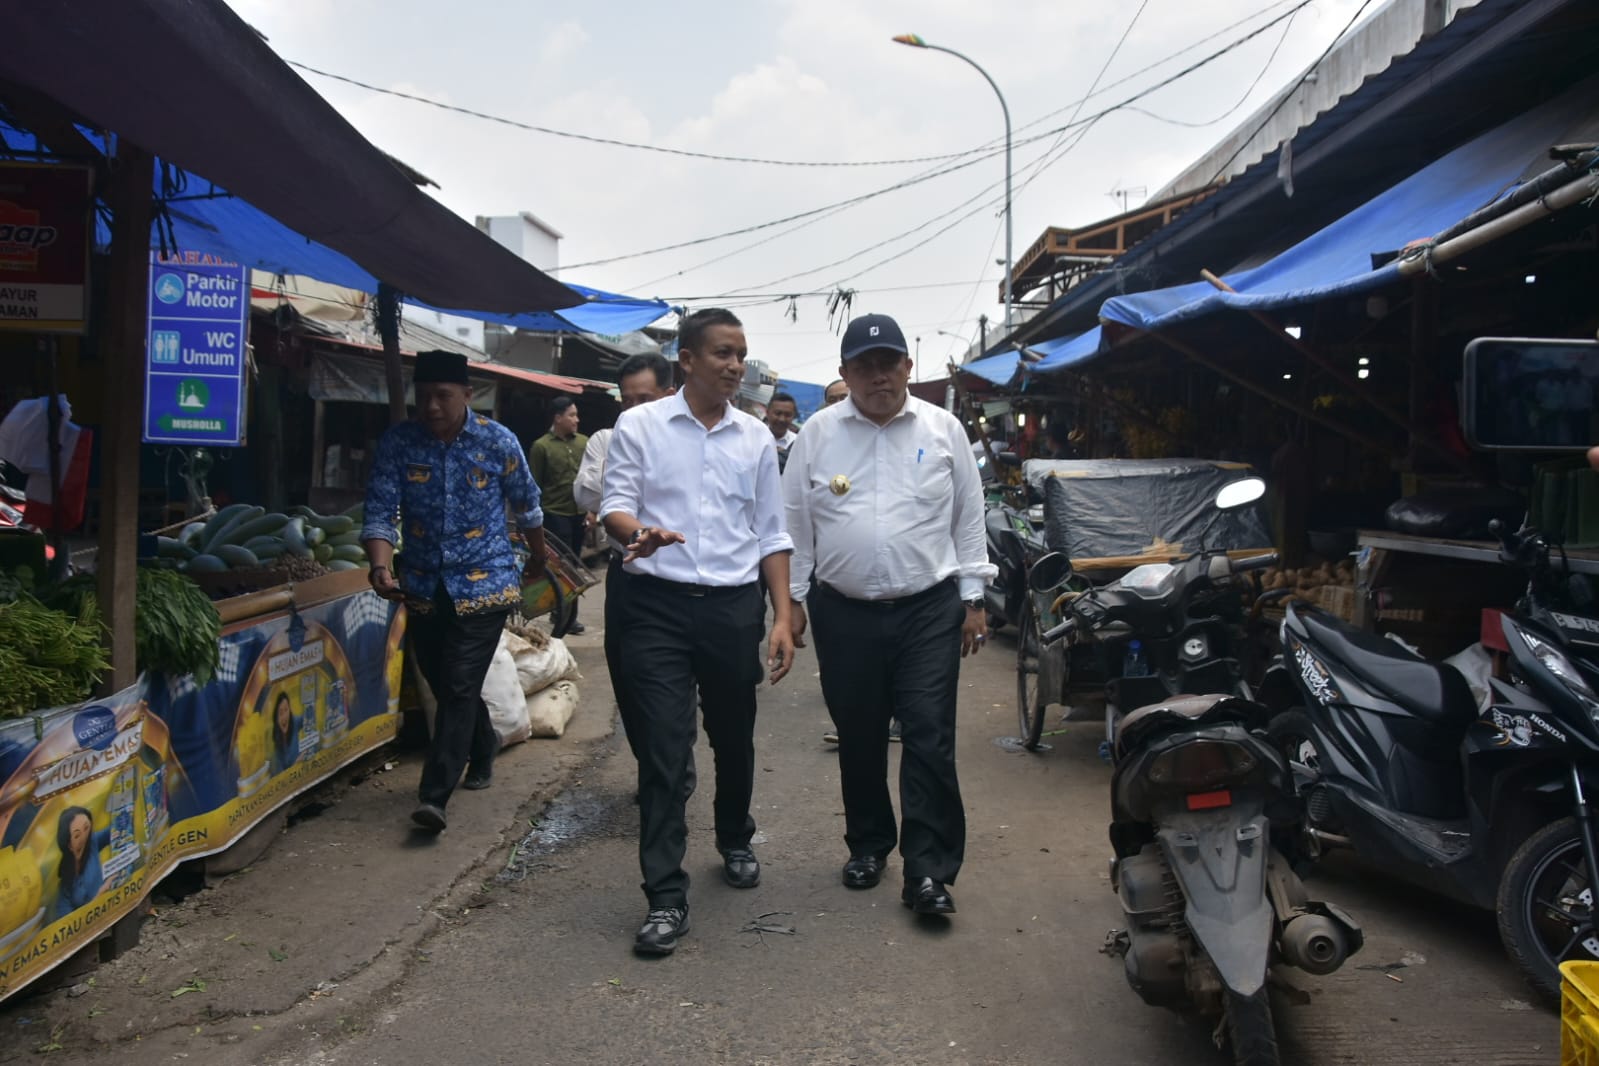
600, 307, 796, 956
784, 312, 994, 918
766, 391, 799, 473
823, 378, 848, 407
572, 352, 676, 774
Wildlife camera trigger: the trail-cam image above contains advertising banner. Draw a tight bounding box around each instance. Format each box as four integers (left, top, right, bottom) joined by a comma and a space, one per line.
144, 250, 250, 446
0, 590, 405, 1000
0, 162, 93, 333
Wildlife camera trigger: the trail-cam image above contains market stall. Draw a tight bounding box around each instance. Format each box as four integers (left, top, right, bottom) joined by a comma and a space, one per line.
0, 562, 402, 1000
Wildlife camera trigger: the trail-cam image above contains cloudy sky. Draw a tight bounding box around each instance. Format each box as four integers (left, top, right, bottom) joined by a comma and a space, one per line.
227, 0, 1376, 383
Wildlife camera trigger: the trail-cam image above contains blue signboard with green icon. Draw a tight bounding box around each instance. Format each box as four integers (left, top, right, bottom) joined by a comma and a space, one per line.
144, 251, 250, 446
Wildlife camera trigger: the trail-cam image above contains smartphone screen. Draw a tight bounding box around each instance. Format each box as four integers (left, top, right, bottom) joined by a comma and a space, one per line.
1462, 337, 1599, 451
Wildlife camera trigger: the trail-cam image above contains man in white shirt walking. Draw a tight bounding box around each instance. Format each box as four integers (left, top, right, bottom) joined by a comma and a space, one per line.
573, 352, 675, 767
601, 308, 796, 956
784, 313, 994, 917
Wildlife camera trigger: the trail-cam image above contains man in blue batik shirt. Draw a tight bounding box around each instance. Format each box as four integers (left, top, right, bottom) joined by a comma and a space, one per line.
362, 350, 547, 832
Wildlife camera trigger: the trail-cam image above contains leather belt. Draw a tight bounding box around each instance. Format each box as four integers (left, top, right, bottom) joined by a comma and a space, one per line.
814, 577, 955, 609
628, 572, 753, 599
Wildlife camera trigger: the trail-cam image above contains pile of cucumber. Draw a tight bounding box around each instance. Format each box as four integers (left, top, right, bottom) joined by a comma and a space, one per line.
157, 502, 370, 574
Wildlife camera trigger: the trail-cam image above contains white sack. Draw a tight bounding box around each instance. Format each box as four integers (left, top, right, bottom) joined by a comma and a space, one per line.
483, 634, 532, 748
526, 680, 580, 739
514, 635, 581, 695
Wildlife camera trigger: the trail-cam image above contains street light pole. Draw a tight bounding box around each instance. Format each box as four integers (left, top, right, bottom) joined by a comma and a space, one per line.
894, 33, 1012, 341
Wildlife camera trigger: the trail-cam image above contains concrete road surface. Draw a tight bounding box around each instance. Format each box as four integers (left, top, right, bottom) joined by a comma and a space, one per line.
5, 586, 1559, 1064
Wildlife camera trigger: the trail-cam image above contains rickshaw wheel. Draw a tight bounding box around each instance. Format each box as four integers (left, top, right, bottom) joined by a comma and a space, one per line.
1017, 597, 1048, 751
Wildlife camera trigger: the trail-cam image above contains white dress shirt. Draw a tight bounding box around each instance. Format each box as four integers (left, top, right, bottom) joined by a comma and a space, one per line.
773, 427, 799, 453
783, 394, 996, 603
572, 427, 622, 551
601, 391, 793, 586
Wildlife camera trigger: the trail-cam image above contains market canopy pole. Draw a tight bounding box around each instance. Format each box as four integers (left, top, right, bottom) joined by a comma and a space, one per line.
375, 283, 405, 426
98, 143, 155, 691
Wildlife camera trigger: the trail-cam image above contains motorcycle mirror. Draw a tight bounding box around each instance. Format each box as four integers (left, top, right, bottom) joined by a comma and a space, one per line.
1028, 552, 1074, 592
1215, 477, 1266, 511
997, 451, 1022, 469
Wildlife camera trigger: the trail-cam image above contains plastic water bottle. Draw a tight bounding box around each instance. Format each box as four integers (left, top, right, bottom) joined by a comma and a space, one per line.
1123, 640, 1150, 678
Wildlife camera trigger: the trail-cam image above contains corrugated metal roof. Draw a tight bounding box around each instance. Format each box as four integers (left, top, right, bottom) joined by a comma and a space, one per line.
1010, 0, 1599, 348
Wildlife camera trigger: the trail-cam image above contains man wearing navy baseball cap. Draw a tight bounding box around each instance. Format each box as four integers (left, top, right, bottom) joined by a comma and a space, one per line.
782, 312, 995, 918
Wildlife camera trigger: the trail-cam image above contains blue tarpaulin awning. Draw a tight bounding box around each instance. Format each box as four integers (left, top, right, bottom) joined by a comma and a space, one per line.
960, 350, 1023, 386
166, 192, 669, 334
1026, 327, 1104, 374
1098, 78, 1599, 334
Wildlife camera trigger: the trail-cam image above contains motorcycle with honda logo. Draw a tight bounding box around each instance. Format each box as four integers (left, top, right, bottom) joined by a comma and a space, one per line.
1029, 476, 1363, 1066
1258, 336, 1599, 1003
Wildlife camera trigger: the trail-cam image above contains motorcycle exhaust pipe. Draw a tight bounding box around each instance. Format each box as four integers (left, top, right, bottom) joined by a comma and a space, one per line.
1279, 914, 1349, 975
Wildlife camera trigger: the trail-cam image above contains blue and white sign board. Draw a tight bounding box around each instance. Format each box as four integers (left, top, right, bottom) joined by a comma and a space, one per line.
144, 251, 250, 445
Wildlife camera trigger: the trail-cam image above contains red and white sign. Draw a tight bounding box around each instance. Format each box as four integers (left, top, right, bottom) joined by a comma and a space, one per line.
0, 163, 93, 333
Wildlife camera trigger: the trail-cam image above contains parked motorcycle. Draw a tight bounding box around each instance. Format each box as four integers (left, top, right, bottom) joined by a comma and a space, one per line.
983, 451, 1046, 633
1263, 520, 1599, 1001
1025, 477, 1277, 751
1031, 552, 1362, 1065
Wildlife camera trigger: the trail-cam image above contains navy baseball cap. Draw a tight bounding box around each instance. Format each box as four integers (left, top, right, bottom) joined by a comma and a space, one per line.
840, 313, 909, 361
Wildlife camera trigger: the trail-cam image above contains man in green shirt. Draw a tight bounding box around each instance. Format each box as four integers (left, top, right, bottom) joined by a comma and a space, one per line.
529, 395, 590, 633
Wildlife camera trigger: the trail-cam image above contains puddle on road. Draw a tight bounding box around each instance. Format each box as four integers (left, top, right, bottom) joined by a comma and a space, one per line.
497, 789, 632, 882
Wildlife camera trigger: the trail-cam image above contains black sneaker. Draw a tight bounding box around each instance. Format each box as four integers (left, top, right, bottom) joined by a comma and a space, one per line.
720, 846, 761, 889
634, 906, 690, 955
565, 620, 587, 635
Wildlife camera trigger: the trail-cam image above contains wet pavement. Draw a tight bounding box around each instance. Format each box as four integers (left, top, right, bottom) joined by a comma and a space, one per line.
3, 586, 1563, 1064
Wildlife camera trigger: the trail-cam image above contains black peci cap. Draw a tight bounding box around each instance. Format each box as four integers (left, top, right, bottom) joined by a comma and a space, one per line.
414, 349, 470, 385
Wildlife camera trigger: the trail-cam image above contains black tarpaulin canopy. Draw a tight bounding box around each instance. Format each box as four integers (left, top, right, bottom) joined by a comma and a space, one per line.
1, 0, 580, 315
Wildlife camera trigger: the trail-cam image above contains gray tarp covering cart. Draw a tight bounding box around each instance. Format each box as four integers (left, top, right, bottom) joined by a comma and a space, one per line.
1024, 458, 1273, 565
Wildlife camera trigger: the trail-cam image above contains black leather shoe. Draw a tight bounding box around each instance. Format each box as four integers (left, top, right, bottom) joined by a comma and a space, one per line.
902, 877, 956, 915
721, 846, 761, 889
462, 767, 492, 790
843, 855, 884, 889
411, 803, 447, 832
565, 620, 587, 635
634, 906, 690, 955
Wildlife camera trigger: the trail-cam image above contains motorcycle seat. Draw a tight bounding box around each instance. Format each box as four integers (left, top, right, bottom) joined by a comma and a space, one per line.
1116, 693, 1254, 757
1296, 607, 1477, 728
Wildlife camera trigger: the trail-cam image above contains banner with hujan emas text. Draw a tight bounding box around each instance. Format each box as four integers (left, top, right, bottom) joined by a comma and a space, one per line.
0, 590, 405, 1000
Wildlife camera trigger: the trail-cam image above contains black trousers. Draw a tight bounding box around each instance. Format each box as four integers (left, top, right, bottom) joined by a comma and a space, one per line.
810, 579, 966, 884
409, 593, 509, 808
618, 573, 763, 907
606, 553, 697, 794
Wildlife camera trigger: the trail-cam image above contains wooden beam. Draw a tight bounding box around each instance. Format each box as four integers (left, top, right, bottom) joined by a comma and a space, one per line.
97, 144, 153, 692
1138, 329, 1397, 457
1199, 269, 1476, 477
946, 363, 999, 469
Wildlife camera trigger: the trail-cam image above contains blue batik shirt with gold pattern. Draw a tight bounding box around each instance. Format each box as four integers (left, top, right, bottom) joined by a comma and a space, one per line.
361, 414, 542, 615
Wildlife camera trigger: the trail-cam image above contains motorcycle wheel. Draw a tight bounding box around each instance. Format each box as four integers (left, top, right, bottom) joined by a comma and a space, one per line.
1016, 597, 1047, 751
1498, 816, 1599, 1005
1224, 989, 1281, 1066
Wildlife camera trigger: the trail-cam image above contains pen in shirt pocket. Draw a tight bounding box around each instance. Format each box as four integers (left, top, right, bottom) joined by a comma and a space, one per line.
917, 448, 924, 464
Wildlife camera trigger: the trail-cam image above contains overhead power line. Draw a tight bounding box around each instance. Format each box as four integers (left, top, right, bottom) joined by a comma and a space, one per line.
570, 0, 1316, 277
289, 61, 987, 169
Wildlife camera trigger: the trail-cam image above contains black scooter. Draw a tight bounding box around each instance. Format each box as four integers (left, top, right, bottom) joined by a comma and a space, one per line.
982, 451, 1045, 631
1033, 544, 1362, 1065
1264, 521, 1599, 1001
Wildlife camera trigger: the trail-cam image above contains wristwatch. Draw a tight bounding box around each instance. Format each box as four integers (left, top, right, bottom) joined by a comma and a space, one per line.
962, 597, 984, 611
